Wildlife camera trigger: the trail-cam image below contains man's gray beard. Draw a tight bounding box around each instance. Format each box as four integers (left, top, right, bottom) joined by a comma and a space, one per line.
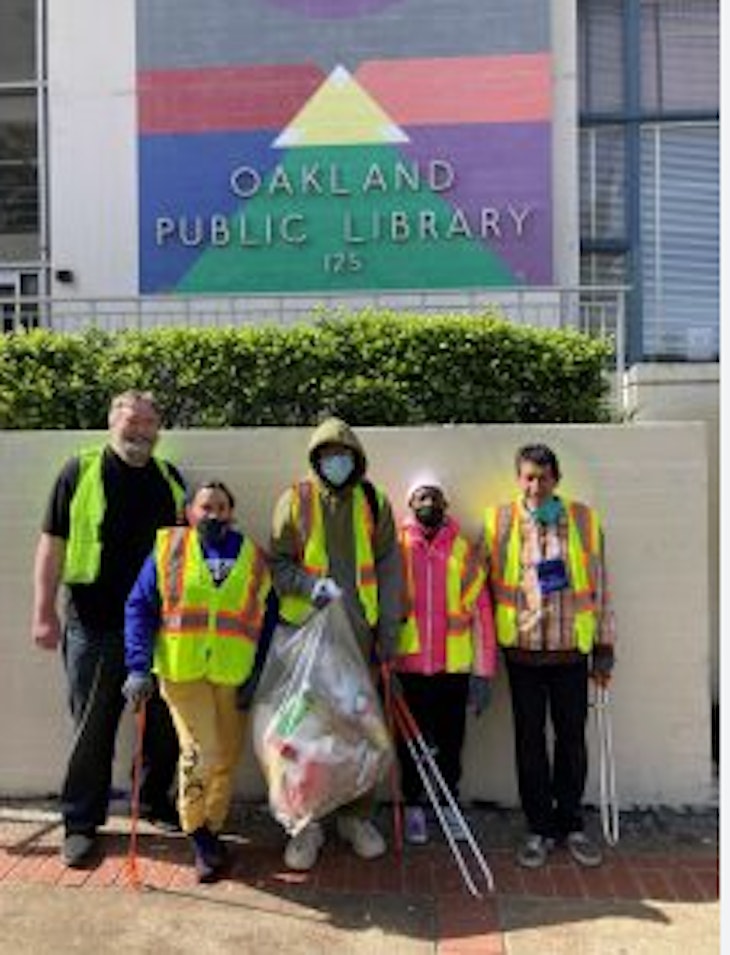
115, 438, 153, 466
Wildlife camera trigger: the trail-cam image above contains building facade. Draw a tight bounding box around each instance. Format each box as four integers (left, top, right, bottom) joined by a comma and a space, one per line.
0, 0, 719, 363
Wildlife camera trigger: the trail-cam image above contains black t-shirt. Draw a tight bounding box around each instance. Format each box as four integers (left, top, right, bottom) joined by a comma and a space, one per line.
42, 446, 185, 629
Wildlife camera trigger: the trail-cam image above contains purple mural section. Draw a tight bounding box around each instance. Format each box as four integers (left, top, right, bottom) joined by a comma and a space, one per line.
401, 124, 552, 284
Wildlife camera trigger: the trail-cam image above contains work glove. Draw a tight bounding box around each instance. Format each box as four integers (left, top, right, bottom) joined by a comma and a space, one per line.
122, 672, 154, 710
311, 577, 343, 609
590, 646, 614, 686
468, 675, 492, 718
590, 658, 614, 686
236, 673, 260, 712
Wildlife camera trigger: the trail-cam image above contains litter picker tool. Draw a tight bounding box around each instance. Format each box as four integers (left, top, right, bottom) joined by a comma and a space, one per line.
384, 666, 494, 897
126, 701, 147, 889
593, 683, 619, 846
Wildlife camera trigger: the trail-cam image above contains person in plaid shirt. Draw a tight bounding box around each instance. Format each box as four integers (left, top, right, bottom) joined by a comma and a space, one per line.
483, 444, 615, 869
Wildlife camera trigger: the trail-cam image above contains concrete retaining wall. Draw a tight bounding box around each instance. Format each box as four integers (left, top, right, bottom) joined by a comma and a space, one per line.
0, 423, 713, 807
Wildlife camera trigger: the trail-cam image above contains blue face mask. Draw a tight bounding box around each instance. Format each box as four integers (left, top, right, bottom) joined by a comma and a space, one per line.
319, 452, 355, 487
532, 496, 563, 526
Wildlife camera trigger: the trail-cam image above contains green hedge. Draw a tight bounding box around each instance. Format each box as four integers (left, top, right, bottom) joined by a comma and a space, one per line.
0, 311, 613, 428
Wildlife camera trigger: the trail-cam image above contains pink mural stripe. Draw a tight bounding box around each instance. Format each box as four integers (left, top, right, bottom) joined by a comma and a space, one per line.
138, 64, 326, 133
355, 52, 551, 125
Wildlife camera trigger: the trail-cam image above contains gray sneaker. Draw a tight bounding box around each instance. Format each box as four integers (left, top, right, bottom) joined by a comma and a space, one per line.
566, 831, 603, 867
516, 833, 554, 869
61, 831, 97, 868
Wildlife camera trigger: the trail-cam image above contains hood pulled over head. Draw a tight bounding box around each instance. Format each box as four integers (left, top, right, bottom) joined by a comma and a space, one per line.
308, 416, 367, 491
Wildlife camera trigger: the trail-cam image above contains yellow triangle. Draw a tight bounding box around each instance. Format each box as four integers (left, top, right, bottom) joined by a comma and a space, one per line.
273, 65, 409, 148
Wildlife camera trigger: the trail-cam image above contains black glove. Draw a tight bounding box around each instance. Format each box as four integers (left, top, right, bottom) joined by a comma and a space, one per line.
468, 675, 492, 717
590, 645, 615, 685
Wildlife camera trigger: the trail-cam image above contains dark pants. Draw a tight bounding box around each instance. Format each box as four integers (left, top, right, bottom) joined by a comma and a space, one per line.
60, 620, 179, 834
396, 672, 470, 804
505, 658, 589, 839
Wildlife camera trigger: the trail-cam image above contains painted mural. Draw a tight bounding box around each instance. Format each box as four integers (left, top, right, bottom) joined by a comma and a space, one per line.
137, 0, 552, 293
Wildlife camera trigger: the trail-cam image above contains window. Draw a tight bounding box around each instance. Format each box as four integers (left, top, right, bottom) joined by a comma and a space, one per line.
641, 0, 719, 112
578, 0, 719, 362
640, 123, 719, 360
0, 96, 38, 236
580, 126, 626, 240
0, 0, 35, 83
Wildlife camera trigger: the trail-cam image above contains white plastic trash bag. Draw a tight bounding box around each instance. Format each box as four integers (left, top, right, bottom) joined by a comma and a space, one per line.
252, 599, 393, 835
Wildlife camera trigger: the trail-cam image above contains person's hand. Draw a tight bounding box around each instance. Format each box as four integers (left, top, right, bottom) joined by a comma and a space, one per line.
32, 610, 61, 651
590, 648, 614, 686
468, 675, 492, 717
236, 674, 259, 711
122, 672, 154, 710
311, 577, 343, 608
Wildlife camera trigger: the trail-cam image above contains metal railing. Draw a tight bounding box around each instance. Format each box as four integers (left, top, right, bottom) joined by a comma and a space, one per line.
0, 284, 627, 408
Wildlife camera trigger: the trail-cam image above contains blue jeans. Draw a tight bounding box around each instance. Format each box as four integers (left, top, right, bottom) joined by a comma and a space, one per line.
60, 619, 178, 833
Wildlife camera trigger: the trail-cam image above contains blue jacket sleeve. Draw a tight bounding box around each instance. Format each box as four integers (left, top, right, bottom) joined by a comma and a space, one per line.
124, 552, 161, 674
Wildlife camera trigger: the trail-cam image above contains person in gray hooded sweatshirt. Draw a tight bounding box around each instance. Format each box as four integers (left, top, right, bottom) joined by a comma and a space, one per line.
269, 416, 402, 871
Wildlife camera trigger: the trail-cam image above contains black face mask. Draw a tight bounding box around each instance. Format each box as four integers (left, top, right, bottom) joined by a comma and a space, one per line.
414, 505, 445, 529
197, 516, 229, 546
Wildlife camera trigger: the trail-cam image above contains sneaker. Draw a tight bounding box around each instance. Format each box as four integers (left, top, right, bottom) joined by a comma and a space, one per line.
336, 816, 386, 860
404, 806, 428, 845
441, 805, 468, 843
284, 822, 325, 871
566, 831, 603, 867
190, 826, 225, 883
516, 833, 554, 869
61, 830, 97, 868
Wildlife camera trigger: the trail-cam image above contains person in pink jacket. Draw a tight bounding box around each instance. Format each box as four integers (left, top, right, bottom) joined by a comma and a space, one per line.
394, 475, 497, 845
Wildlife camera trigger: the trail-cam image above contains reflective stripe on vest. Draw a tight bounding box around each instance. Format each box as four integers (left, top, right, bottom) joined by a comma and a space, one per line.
484, 500, 600, 653
279, 480, 380, 626
153, 527, 270, 685
64, 448, 185, 585
397, 533, 482, 672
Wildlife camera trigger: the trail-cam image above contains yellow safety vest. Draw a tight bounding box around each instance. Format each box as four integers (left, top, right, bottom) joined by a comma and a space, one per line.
484, 499, 601, 653
153, 527, 270, 685
397, 531, 484, 672
64, 448, 185, 584
279, 480, 381, 626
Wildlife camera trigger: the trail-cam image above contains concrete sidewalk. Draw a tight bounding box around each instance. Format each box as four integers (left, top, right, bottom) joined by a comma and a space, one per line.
0, 801, 718, 954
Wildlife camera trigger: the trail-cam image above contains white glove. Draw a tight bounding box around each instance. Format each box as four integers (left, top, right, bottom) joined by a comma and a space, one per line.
311, 577, 343, 608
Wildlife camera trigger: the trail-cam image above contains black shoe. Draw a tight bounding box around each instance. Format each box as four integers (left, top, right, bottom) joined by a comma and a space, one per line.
190, 826, 224, 883
140, 800, 181, 832
61, 830, 97, 868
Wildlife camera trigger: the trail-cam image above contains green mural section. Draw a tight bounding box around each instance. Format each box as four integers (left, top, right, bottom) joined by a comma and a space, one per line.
178, 144, 516, 292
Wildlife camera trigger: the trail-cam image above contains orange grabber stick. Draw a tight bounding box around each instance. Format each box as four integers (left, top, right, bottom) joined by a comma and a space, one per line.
126, 701, 147, 889
381, 661, 403, 856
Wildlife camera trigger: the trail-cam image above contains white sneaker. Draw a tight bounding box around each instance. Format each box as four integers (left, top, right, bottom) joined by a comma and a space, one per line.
441, 805, 468, 842
336, 816, 386, 860
284, 822, 325, 871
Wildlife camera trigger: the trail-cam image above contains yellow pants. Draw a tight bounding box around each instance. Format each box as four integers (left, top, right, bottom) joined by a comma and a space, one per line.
159, 679, 245, 835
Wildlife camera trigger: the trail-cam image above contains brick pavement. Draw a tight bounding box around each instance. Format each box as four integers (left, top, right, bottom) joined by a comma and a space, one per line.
0, 802, 718, 955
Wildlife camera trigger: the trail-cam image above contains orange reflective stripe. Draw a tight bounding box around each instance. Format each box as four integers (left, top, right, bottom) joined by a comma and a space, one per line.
572, 593, 596, 612
164, 609, 210, 633
298, 480, 313, 541
461, 548, 481, 595
240, 546, 268, 632
447, 613, 470, 631
497, 504, 516, 581
359, 563, 376, 585
159, 528, 190, 610
216, 613, 259, 641
492, 581, 518, 603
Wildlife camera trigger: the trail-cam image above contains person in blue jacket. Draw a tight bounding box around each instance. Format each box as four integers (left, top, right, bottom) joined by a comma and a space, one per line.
123, 479, 271, 882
